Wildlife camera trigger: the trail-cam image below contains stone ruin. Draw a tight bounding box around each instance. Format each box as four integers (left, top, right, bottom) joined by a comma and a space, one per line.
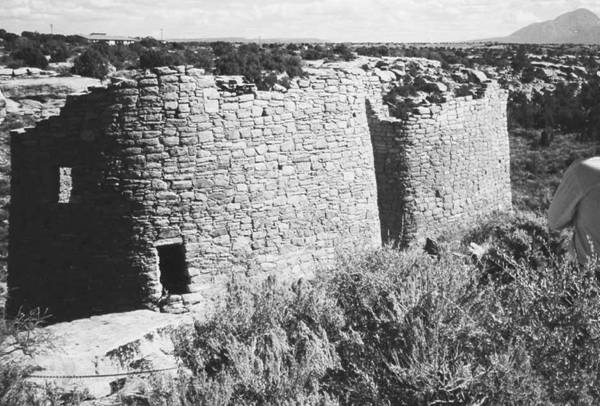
7, 63, 512, 321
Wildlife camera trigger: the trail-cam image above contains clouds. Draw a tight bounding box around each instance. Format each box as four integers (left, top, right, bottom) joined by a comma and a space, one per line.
2, 0, 600, 41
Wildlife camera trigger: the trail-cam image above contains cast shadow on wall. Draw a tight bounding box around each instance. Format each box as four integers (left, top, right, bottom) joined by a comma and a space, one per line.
7, 90, 152, 322
366, 99, 415, 247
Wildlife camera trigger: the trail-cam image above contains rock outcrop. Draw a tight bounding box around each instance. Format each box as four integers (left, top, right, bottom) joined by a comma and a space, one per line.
0, 76, 103, 122
0, 76, 102, 100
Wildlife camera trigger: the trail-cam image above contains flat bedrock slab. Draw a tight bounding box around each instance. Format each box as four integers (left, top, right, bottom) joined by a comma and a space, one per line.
0, 76, 102, 99
6, 309, 197, 398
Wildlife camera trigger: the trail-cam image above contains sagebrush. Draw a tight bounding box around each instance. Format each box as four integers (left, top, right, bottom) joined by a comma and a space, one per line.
141, 213, 600, 406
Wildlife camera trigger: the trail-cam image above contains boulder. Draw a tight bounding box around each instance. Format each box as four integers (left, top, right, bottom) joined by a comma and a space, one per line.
272, 83, 288, 92
466, 69, 488, 83
391, 68, 406, 78
424, 237, 441, 259
4, 97, 20, 114
405, 57, 442, 69
18, 99, 44, 116
414, 106, 431, 115
432, 82, 448, 92
391, 61, 406, 70
373, 68, 396, 82
153, 66, 177, 75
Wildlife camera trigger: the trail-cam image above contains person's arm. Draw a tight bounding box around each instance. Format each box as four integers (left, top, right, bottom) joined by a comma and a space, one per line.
548, 166, 581, 230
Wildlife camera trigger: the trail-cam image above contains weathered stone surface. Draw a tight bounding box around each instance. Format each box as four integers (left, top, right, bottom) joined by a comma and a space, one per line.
373, 68, 396, 82
466, 68, 488, 83
432, 82, 448, 92
7, 65, 511, 321
7, 310, 192, 398
370, 81, 511, 246
0, 76, 102, 99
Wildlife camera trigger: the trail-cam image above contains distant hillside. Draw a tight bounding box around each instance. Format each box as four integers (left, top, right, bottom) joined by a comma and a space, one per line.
498, 8, 600, 44
168, 37, 326, 44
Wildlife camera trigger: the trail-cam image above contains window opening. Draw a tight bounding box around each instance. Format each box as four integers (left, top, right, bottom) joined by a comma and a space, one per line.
58, 167, 73, 203
157, 244, 190, 295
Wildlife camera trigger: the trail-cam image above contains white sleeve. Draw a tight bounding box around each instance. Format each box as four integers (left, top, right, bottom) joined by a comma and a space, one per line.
548, 166, 582, 230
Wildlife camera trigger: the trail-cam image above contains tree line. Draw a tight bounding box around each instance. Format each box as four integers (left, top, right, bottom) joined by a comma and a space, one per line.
0, 30, 366, 90
0, 29, 87, 69
509, 77, 600, 141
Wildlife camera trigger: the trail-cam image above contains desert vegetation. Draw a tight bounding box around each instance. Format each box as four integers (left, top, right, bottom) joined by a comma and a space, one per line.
508, 81, 600, 140
5, 213, 600, 405
103, 213, 600, 405
0, 30, 87, 68
4, 29, 600, 404
0, 31, 361, 90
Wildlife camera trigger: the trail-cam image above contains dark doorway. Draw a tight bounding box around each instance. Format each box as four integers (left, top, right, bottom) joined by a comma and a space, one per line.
157, 244, 190, 294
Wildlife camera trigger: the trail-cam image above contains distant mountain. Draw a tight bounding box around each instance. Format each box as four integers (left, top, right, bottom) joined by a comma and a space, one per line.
498, 8, 600, 44
168, 37, 326, 44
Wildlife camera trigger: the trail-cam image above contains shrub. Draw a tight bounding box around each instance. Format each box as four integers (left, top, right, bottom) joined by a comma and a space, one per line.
454, 84, 472, 97
321, 248, 480, 404
212, 44, 304, 90
507, 77, 600, 140
139, 36, 161, 48
166, 276, 342, 405
49, 43, 70, 63
383, 84, 418, 119
210, 41, 235, 57
139, 49, 185, 69
10, 47, 48, 69
183, 47, 214, 71
332, 44, 355, 61
355, 45, 389, 58
522, 66, 547, 83
413, 76, 440, 93
91, 43, 140, 70
0, 309, 57, 404
302, 45, 332, 61
262, 72, 279, 90
151, 212, 600, 405
511, 46, 531, 73
71, 48, 110, 79
464, 212, 569, 270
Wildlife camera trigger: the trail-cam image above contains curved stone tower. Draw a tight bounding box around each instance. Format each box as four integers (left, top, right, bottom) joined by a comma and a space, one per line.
7, 65, 511, 321
8, 66, 383, 320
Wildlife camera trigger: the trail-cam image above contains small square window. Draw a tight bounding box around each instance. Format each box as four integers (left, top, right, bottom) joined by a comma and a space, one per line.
58, 167, 73, 203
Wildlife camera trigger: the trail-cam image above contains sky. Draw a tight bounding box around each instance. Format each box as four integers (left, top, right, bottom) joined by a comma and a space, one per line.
2, 0, 600, 42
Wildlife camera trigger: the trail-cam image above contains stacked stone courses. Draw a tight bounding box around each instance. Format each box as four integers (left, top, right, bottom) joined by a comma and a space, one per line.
369, 80, 512, 245
8, 64, 511, 321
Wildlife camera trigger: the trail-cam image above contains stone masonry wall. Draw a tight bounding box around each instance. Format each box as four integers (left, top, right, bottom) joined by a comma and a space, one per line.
370, 82, 512, 244
8, 64, 511, 321
8, 66, 383, 320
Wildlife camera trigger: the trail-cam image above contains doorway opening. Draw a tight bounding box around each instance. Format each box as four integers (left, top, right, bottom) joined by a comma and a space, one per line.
157, 243, 190, 294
